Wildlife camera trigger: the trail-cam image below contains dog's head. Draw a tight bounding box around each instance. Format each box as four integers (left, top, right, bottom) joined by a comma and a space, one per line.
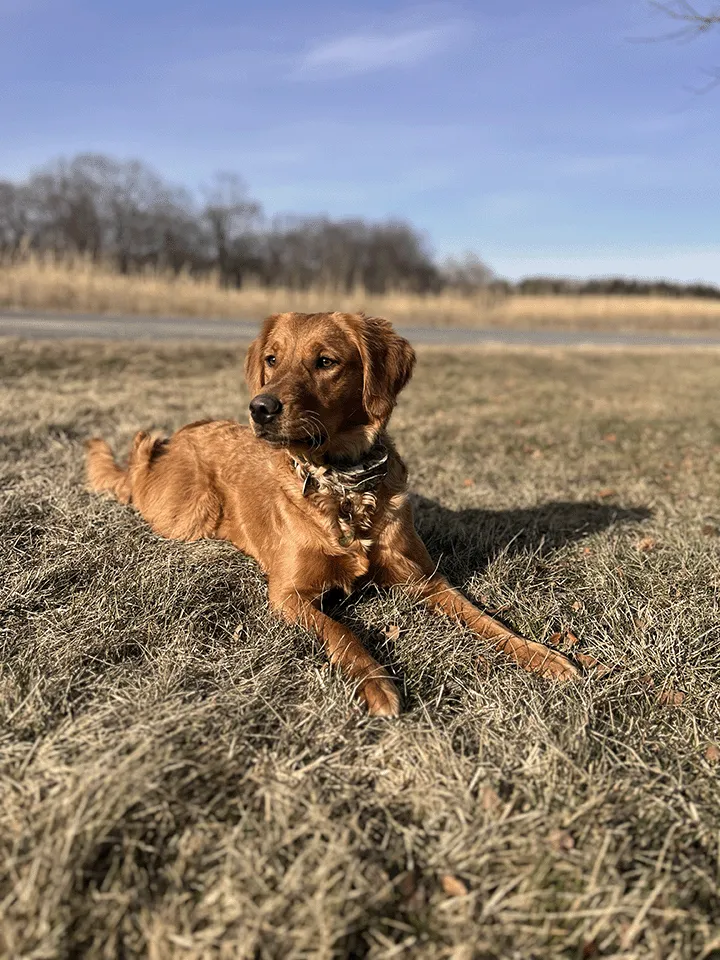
244, 311, 416, 460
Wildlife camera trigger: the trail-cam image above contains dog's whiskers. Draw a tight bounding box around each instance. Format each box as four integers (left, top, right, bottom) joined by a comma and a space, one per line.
297, 414, 326, 448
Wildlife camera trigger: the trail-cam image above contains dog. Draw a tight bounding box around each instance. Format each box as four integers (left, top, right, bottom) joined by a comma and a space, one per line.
87, 311, 577, 716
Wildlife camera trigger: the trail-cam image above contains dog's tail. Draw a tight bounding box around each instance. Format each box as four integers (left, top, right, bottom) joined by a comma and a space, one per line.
87, 431, 164, 506
86, 437, 133, 504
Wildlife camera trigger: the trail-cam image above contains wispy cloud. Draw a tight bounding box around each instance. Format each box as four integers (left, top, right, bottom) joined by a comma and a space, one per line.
294, 23, 460, 79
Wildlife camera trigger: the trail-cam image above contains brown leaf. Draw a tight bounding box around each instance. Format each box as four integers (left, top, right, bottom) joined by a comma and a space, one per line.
571, 600, 583, 612
440, 874, 469, 897
548, 828, 575, 853
397, 870, 426, 910
701, 523, 719, 537
603, 433, 617, 443
476, 655, 491, 678
582, 940, 600, 959
704, 743, 720, 763
462, 477, 475, 487
657, 688, 686, 707
384, 624, 401, 642
581, 547, 592, 555
548, 629, 580, 649
633, 616, 648, 632
597, 488, 616, 499
636, 536, 658, 553
397, 870, 419, 900
575, 652, 613, 677
640, 673, 655, 689
480, 785, 502, 813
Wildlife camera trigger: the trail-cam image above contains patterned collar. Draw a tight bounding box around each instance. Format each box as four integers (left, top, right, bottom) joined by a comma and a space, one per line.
290, 440, 390, 498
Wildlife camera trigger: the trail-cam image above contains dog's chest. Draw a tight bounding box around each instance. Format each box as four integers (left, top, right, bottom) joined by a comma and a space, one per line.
299, 489, 380, 590
330, 540, 373, 591
289, 448, 393, 590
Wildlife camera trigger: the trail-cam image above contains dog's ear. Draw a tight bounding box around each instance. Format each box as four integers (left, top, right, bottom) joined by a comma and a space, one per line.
244, 315, 278, 395
354, 314, 416, 424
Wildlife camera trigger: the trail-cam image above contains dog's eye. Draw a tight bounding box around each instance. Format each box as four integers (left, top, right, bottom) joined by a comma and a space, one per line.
265, 355, 276, 367
316, 356, 337, 369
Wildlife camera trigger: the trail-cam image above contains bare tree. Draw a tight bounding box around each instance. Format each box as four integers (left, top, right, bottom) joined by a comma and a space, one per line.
15, 154, 205, 273
101, 158, 195, 273
24, 156, 106, 257
0, 181, 29, 253
201, 173, 261, 287
442, 252, 494, 295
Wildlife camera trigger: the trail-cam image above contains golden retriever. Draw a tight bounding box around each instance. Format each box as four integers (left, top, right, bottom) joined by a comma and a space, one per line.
87, 311, 577, 716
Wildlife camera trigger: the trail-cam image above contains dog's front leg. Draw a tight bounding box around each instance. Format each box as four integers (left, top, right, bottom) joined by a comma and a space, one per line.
268, 586, 401, 717
373, 515, 578, 681
405, 571, 577, 680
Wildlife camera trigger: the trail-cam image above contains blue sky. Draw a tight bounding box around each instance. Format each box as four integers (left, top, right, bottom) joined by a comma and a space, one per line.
1, 0, 718, 282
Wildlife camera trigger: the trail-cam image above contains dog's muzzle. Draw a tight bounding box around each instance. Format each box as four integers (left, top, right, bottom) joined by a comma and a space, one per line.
249, 394, 283, 425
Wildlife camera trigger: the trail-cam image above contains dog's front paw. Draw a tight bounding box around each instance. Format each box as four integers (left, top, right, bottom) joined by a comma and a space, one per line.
361, 675, 401, 717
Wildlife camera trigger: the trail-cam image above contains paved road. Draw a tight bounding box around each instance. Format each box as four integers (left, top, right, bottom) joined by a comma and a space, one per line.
2, 309, 720, 348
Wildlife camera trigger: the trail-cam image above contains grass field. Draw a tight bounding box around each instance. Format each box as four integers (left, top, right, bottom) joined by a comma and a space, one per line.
4, 253, 720, 333
2, 337, 720, 958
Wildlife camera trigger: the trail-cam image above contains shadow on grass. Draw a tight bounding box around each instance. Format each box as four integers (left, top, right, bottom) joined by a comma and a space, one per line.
410, 495, 652, 579
325, 498, 651, 615
329, 497, 652, 686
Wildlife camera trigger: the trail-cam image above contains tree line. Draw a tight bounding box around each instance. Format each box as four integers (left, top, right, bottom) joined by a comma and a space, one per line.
0, 154, 459, 295
515, 276, 720, 299
1, 152, 718, 300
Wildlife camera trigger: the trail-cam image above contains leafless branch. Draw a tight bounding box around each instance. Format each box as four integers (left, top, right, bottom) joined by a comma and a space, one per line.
650, 0, 720, 36
629, 3, 720, 92
630, 1, 720, 42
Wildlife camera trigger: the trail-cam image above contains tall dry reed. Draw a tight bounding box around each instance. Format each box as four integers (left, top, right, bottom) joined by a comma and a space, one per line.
2, 252, 720, 331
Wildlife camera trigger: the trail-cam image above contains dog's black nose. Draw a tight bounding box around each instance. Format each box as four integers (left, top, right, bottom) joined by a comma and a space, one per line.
249, 394, 283, 425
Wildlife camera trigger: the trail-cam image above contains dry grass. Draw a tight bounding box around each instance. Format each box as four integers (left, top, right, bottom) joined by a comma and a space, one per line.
4, 253, 720, 333
2, 338, 720, 958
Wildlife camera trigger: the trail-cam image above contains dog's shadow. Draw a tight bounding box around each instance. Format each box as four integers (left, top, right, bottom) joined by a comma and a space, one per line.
328, 495, 652, 690
408, 494, 652, 579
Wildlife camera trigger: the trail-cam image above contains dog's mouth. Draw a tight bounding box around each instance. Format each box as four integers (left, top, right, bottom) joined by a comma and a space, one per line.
252, 425, 328, 449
